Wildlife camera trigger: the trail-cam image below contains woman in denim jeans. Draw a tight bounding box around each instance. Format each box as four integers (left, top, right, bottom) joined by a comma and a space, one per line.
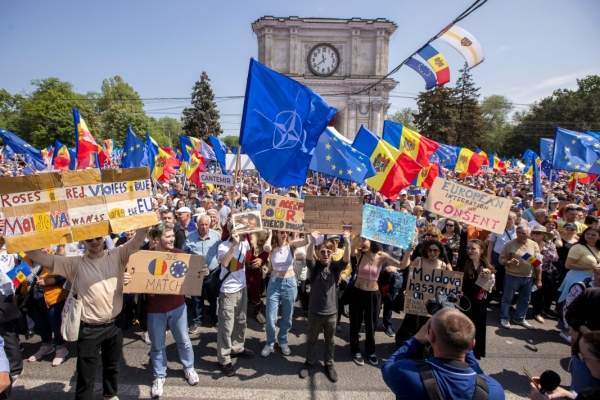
261, 230, 307, 357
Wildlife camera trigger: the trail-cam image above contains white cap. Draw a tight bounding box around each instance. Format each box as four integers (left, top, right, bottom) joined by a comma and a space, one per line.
176, 206, 192, 214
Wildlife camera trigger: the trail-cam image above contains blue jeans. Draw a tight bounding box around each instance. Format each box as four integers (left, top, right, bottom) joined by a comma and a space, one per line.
265, 276, 297, 346
500, 275, 533, 321
147, 304, 195, 378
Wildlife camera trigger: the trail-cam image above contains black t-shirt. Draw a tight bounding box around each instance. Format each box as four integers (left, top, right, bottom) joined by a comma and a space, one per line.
307, 258, 345, 316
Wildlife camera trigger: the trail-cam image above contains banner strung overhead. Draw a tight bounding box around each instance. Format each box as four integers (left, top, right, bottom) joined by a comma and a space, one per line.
303, 196, 363, 234
361, 204, 416, 249
424, 177, 511, 234
0, 167, 158, 252
261, 194, 304, 233
123, 251, 208, 296
404, 265, 464, 317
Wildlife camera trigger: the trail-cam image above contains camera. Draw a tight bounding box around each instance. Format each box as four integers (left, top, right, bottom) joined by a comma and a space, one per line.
426, 293, 460, 315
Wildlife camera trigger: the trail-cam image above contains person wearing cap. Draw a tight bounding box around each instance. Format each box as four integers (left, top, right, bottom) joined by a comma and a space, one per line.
529, 226, 559, 323
176, 206, 197, 237
187, 186, 202, 209
528, 209, 549, 231
244, 193, 261, 210
548, 197, 560, 218
217, 195, 231, 227
523, 197, 546, 222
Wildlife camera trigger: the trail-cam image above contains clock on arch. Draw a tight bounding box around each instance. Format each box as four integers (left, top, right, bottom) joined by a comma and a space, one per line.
307, 43, 340, 77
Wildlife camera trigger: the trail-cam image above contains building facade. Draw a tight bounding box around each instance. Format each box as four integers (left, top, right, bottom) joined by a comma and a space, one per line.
252, 16, 397, 140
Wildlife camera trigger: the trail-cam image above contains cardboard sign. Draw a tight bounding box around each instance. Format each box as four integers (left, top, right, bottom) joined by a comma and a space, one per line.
200, 172, 234, 187
231, 210, 263, 234
123, 250, 208, 295
404, 265, 464, 317
361, 204, 416, 249
424, 178, 512, 234
475, 271, 496, 292
303, 196, 362, 234
0, 168, 158, 253
261, 194, 304, 232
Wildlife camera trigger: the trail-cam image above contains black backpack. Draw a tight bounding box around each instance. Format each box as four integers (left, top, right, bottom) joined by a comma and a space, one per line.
416, 361, 489, 400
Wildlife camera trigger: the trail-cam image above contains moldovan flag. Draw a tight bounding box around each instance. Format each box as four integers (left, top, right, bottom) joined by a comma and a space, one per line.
187, 150, 206, 187
417, 44, 450, 86
6, 261, 32, 288
73, 108, 100, 169
439, 24, 484, 68
52, 140, 71, 170
146, 133, 179, 182
352, 126, 422, 198
454, 147, 485, 175
382, 120, 439, 166
414, 163, 439, 189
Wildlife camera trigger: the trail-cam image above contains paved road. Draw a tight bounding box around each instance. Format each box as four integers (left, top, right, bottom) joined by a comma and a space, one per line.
11, 304, 570, 399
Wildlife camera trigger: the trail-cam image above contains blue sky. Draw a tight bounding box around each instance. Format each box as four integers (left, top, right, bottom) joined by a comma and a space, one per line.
1, 0, 599, 137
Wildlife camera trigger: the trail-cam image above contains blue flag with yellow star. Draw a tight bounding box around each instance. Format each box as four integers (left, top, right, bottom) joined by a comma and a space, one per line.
120, 126, 149, 168
552, 127, 600, 174
309, 127, 375, 183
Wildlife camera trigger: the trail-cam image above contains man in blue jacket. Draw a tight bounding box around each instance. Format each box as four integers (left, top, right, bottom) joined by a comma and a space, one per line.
382, 308, 504, 400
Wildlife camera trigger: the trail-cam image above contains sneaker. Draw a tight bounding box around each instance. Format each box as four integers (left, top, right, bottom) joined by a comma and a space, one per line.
261, 343, 274, 357
188, 324, 202, 335
255, 312, 266, 325
27, 343, 54, 362
515, 319, 533, 329
325, 364, 338, 382
384, 326, 395, 338
220, 363, 235, 377
279, 343, 291, 356
150, 377, 165, 398
352, 353, 364, 366
500, 319, 511, 329
184, 368, 199, 386
52, 345, 69, 366
299, 362, 313, 379
143, 331, 151, 345
534, 315, 545, 324
367, 354, 378, 366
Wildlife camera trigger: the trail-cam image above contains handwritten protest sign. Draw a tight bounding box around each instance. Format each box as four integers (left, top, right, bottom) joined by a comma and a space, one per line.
404, 265, 464, 317
0, 167, 158, 253
200, 172, 234, 187
303, 196, 362, 234
424, 177, 512, 234
232, 210, 263, 234
123, 251, 208, 296
361, 204, 416, 249
261, 194, 304, 233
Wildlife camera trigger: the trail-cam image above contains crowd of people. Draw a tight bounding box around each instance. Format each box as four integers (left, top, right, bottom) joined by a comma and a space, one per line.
0, 162, 599, 399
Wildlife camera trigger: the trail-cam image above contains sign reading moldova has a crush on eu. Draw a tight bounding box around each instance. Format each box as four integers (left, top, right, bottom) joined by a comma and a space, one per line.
424, 177, 511, 234
361, 204, 416, 249
404, 264, 464, 317
123, 251, 208, 296
260, 194, 304, 233
0, 167, 159, 253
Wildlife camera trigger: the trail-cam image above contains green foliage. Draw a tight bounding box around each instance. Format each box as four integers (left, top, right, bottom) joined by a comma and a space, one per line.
479, 95, 514, 153
221, 135, 239, 148
413, 86, 459, 144
182, 71, 222, 139
0, 89, 23, 132
388, 107, 416, 128
454, 64, 484, 146
147, 117, 181, 147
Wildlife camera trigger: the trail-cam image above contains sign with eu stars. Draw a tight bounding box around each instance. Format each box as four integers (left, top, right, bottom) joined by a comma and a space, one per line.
361, 204, 416, 249
552, 127, 600, 174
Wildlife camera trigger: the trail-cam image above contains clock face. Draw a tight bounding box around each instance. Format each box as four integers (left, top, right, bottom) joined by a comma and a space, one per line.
308, 44, 340, 77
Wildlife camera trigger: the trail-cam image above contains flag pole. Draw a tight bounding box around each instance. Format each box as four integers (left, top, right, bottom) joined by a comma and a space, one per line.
545, 169, 553, 209
327, 177, 337, 195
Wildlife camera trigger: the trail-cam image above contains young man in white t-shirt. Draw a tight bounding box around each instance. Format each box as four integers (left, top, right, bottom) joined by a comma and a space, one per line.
216, 230, 252, 376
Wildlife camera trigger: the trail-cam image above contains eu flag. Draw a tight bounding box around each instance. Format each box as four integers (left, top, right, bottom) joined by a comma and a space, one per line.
239, 58, 337, 187
309, 127, 374, 183
208, 135, 228, 172
540, 138, 554, 161
121, 127, 149, 168
552, 127, 600, 174
0, 129, 46, 170
434, 143, 460, 169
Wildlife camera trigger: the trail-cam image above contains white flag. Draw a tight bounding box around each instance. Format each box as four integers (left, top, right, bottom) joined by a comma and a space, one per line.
439, 25, 484, 68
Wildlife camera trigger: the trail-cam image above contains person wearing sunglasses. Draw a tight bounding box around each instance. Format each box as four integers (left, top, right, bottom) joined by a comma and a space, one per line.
298, 230, 351, 382
25, 227, 149, 400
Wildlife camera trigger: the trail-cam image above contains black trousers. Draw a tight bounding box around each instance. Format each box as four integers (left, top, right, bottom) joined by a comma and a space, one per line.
76, 322, 122, 400
0, 320, 22, 377
349, 287, 380, 356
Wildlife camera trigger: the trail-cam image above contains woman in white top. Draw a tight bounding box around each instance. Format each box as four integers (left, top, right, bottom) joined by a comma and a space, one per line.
261, 230, 307, 357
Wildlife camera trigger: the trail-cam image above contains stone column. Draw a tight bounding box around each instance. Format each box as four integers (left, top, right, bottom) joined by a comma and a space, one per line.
375, 29, 386, 76
289, 27, 299, 75
264, 27, 273, 68
351, 29, 360, 75
346, 99, 357, 137
370, 100, 384, 135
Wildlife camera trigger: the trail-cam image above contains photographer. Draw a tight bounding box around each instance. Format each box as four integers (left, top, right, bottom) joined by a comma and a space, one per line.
382, 308, 504, 400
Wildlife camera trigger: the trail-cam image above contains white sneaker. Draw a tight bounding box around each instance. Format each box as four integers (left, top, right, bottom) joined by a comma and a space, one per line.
184, 368, 199, 386
27, 343, 54, 362
52, 345, 69, 366
143, 331, 151, 345
151, 377, 165, 398
500, 319, 511, 329
515, 319, 533, 329
261, 343, 274, 357
279, 343, 291, 356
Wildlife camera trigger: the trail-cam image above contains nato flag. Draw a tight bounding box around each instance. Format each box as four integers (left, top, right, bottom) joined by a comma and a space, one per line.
0, 129, 46, 170
121, 126, 149, 168
239, 58, 337, 187
552, 127, 600, 174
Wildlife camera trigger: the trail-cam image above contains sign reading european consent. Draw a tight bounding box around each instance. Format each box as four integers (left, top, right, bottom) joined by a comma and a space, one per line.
261, 194, 304, 233
404, 265, 464, 317
424, 178, 511, 234
361, 204, 416, 249
123, 250, 208, 296
0, 167, 158, 252
199, 172, 234, 187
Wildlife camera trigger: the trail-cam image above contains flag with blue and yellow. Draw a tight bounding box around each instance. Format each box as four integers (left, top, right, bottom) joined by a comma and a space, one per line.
382, 120, 439, 166
147, 133, 178, 181
121, 127, 149, 168
454, 147, 485, 175
552, 127, 600, 174
417, 44, 450, 86
73, 108, 101, 169
0, 129, 46, 170
52, 140, 71, 170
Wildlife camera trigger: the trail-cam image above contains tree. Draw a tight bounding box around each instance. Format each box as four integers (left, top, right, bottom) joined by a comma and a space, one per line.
147, 116, 181, 147
221, 135, 239, 148
0, 89, 24, 132
454, 64, 484, 146
413, 86, 459, 144
97, 76, 148, 145
388, 107, 416, 128
182, 71, 222, 139
479, 95, 513, 153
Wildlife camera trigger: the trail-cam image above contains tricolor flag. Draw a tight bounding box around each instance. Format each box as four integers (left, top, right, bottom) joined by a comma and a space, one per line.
146, 133, 179, 182
73, 108, 101, 169
352, 126, 422, 199
417, 44, 450, 86
52, 140, 71, 170
382, 120, 439, 166
413, 163, 439, 189
522, 253, 542, 269
439, 24, 484, 68
6, 261, 32, 288
454, 147, 485, 175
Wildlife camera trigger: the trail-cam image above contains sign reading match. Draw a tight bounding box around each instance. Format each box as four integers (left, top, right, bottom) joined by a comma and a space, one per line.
424, 178, 512, 234
361, 204, 416, 249
0, 168, 159, 253
404, 265, 464, 317
200, 172, 234, 187
123, 251, 208, 296
261, 194, 304, 233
